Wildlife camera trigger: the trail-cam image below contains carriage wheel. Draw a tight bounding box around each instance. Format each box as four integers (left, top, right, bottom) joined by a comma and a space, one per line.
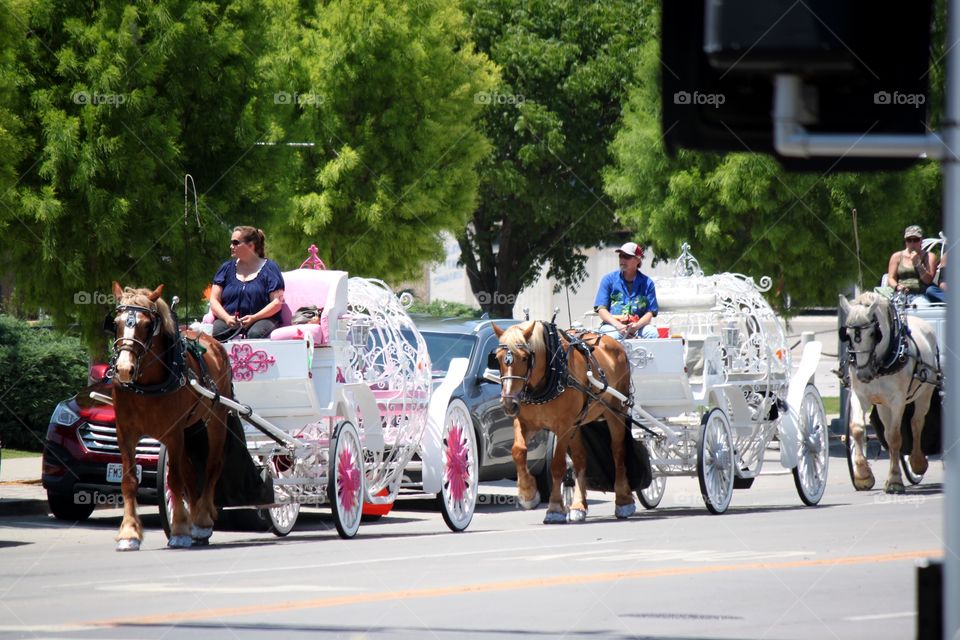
329, 420, 364, 539
157, 444, 184, 540
638, 475, 666, 509
697, 408, 734, 514
793, 384, 829, 506
262, 455, 300, 537
436, 399, 478, 532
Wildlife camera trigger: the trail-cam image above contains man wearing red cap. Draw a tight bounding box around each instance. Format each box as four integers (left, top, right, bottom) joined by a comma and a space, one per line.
594, 242, 659, 339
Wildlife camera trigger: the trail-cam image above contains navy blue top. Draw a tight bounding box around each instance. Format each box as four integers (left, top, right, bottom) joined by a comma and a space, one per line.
213, 259, 285, 318
594, 270, 658, 318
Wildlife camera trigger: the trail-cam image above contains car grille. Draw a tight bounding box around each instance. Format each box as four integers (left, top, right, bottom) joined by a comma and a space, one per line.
79, 422, 161, 456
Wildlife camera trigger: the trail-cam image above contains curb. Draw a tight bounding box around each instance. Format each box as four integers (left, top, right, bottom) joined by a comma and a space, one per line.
0, 498, 50, 517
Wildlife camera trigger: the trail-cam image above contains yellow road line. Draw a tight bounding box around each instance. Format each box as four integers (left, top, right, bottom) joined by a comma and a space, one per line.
93, 548, 942, 627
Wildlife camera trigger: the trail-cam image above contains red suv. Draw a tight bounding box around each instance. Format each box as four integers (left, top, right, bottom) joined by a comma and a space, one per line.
42, 364, 159, 520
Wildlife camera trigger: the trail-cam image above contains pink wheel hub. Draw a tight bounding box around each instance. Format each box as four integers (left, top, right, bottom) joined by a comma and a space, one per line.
337, 449, 361, 512
444, 425, 470, 503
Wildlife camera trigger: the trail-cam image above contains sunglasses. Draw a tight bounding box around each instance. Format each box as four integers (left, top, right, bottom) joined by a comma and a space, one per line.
230, 239, 247, 246
905, 237, 922, 243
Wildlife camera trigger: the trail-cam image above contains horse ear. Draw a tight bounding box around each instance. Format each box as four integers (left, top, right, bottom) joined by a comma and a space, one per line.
838, 295, 850, 316
521, 322, 535, 340
149, 284, 164, 302
112, 281, 123, 298
492, 322, 503, 338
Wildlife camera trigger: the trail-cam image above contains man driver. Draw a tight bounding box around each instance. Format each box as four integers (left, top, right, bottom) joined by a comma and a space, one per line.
595, 242, 659, 340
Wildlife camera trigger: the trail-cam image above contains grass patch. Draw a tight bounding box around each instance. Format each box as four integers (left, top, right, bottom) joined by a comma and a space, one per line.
2, 448, 42, 459
822, 396, 840, 415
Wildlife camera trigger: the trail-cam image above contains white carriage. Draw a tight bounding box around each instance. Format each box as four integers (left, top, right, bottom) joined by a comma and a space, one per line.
617, 244, 829, 513
158, 248, 478, 538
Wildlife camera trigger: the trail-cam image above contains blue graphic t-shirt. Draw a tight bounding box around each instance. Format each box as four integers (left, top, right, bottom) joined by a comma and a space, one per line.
594, 270, 658, 318
213, 259, 285, 318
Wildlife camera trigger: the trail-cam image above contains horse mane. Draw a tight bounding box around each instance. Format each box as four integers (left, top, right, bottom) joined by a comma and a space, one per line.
118, 287, 177, 339
500, 320, 547, 357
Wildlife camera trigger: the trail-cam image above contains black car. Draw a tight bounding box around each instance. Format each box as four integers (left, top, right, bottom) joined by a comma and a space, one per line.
42, 365, 159, 520
414, 317, 554, 496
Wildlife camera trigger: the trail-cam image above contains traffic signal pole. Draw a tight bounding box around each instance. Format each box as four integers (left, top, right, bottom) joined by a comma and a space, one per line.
773, 2, 959, 637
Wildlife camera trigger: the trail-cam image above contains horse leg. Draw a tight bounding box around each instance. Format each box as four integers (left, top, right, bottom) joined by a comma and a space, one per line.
849, 393, 876, 490
512, 418, 541, 510
908, 386, 934, 477
193, 411, 228, 544
542, 426, 573, 524
115, 428, 144, 551
876, 404, 906, 494
566, 428, 589, 523
604, 411, 636, 519
165, 435, 194, 548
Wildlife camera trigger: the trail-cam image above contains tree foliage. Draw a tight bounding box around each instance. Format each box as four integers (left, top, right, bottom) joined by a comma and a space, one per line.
258, 0, 498, 281
459, 0, 656, 316
605, 32, 943, 310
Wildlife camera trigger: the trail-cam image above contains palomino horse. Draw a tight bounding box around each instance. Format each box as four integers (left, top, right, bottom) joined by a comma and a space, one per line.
110, 282, 233, 550
493, 321, 636, 523
839, 292, 941, 493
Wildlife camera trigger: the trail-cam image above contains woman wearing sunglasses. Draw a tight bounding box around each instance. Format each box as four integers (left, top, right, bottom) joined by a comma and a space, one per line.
209, 226, 285, 340
887, 224, 938, 306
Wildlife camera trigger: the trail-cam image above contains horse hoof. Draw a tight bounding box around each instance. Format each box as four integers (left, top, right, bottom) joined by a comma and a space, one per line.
885, 482, 906, 495
567, 509, 587, 523
518, 491, 541, 511
615, 503, 636, 519
191, 525, 213, 541
853, 475, 876, 491
168, 535, 193, 549
910, 458, 929, 475
543, 511, 567, 524
116, 538, 141, 552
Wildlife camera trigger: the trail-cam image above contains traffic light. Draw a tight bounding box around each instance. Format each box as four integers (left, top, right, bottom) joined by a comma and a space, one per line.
661, 0, 934, 172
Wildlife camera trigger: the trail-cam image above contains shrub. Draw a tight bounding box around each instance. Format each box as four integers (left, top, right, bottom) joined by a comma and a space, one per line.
0, 315, 88, 451
408, 300, 482, 319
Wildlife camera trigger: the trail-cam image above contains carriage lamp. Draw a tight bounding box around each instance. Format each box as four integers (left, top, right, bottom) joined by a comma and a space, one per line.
348, 316, 372, 350
721, 320, 740, 349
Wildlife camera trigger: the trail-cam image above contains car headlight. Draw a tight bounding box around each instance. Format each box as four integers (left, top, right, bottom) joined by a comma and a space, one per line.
50, 401, 80, 427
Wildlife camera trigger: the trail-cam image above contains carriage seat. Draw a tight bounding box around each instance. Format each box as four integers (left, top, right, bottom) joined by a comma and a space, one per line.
202, 268, 348, 345
655, 289, 717, 313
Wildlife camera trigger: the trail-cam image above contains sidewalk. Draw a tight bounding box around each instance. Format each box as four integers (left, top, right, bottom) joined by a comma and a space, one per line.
0, 453, 50, 517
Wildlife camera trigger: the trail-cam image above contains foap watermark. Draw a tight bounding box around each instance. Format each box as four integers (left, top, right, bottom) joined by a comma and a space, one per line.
477, 493, 518, 506
673, 90, 725, 108
474, 91, 525, 106
873, 493, 927, 508
74, 291, 119, 306
476, 291, 517, 306
273, 91, 324, 107
73, 91, 127, 106
873, 90, 926, 108
75, 491, 124, 506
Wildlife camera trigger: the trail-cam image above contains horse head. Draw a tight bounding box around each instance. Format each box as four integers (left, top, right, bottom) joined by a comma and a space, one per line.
110, 282, 174, 384
492, 321, 546, 416
839, 292, 890, 383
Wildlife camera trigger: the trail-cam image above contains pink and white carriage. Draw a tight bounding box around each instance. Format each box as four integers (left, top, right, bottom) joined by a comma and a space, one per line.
157, 246, 478, 538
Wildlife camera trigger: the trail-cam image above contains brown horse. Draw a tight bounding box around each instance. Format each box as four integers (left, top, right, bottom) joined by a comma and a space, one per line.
492, 321, 635, 523
110, 282, 233, 550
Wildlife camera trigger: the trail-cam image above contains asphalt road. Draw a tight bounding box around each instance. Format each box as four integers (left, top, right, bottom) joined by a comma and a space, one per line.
0, 445, 943, 640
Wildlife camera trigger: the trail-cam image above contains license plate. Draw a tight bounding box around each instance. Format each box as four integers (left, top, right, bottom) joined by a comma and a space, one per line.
106, 463, 141, 483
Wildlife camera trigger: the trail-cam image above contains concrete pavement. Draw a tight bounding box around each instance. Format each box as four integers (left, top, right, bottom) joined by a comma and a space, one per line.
0, 453, 48, 516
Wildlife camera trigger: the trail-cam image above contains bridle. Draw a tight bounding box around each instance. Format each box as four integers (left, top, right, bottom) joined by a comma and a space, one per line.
109, 303, 162, 382
495, 343, 535, 408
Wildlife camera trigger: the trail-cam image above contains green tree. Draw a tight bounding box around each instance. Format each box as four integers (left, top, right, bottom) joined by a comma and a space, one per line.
605, 33, 943, 309
0, 0, 288, 348
0, 2, 31, 227
459, 0, 656, 316
258, 0, 498, 281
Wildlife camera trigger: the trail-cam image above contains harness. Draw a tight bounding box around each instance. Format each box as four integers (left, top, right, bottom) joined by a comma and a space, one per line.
497, 322, 613, 419
109, 302, 219, 400
841, 296, 942, 393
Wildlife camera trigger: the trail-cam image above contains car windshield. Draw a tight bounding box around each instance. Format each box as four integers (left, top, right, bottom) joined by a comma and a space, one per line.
420, 332, 476, 377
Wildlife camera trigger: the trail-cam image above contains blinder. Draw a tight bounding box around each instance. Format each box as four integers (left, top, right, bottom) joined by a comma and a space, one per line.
110, 303, 162, 380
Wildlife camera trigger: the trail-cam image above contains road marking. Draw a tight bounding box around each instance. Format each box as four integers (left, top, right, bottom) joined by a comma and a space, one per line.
846, 611, 916, 622
80, 548, 940, 628
97, 583, 362, 595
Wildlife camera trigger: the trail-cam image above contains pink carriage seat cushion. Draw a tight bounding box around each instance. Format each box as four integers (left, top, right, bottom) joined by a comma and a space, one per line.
270, 323, 325, 343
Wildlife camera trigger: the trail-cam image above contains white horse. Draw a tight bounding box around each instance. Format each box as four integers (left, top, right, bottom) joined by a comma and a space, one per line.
839, 292, 941, 493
